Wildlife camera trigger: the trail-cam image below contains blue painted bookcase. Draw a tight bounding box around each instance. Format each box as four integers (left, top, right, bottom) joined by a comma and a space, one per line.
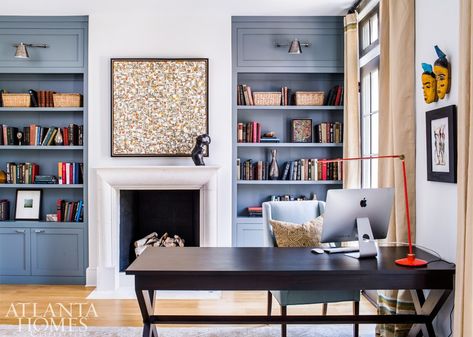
0, 16, 88, 284
232, 17, 344, 247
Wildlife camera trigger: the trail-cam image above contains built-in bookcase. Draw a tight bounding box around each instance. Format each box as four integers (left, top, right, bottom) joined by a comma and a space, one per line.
0, 16, 88, 284
232, 16, 344, 247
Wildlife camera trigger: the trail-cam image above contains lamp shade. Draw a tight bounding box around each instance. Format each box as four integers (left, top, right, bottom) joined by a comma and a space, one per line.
288, 39, 302, 54
15, 43, 29, 59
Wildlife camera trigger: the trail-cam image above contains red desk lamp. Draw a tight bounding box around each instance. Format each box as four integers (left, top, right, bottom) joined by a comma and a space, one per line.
320, 155, 427, 267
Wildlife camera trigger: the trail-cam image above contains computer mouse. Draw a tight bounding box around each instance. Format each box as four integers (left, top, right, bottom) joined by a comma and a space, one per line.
311, 248, 325, 254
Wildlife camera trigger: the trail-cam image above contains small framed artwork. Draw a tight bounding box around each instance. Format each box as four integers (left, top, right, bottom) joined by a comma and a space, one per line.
15, 189, 42, 220
426, 105, 457, 183
291, 119, 313, 143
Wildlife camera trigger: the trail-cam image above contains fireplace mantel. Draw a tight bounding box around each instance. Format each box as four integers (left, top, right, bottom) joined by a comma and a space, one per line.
92, 166, 220, 291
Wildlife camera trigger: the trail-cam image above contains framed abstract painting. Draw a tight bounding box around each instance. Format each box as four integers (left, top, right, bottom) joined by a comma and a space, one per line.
426, 105, 457, 183
111, 58, 209, 157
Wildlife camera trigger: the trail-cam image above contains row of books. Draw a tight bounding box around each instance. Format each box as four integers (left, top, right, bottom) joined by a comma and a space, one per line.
237, 122, 261, 143
0, 200, 9, 221
325, 85, 344, 106
280, 159, 342, 181
5, 162, 40, 184
58, 162, 84, 185
56, 199, 84, 222
237, 84, 255, 105
236, 158, 343, 181
315, 122, 343, 143
0, 124, 83, 146
33, 90, 55, 108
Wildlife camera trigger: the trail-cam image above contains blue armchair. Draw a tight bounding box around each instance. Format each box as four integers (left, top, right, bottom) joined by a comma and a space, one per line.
262, 200, 360, 337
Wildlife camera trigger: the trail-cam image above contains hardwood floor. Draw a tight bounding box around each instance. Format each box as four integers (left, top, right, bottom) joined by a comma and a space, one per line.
0, 285, 376, 328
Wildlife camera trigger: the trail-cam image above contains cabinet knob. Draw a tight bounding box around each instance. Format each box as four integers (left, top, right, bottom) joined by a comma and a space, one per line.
34, 230, 45, 233
15, 229, 26, 233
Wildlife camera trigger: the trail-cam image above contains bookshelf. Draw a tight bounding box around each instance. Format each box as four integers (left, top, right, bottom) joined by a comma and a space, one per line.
0, 16, 88, 284
232, 16, 344, 247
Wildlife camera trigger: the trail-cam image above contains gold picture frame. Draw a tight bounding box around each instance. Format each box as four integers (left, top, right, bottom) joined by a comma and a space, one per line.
111, 58, 208, 157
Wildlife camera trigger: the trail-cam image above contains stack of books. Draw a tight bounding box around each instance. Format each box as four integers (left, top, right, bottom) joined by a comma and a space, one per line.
34, 175, 58, 184
5, 162, 39, 184
57, 162, 83, 185
0, 200, 9, 221
314, 122, 343, 143
247, 206, 262, 217
56, 199, 84, 222
260, 136, 280, 143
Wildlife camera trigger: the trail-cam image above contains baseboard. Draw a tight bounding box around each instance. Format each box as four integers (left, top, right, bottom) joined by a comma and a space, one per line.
0, 276, 86, 285
86, 267, 97, 286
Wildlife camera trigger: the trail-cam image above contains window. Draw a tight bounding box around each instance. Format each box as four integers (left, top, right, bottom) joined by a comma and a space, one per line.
359, 4, 380, 188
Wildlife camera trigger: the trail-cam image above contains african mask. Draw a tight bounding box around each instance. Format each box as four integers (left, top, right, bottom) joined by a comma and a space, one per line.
433, 45, 450, 99
421, 63, 438, 104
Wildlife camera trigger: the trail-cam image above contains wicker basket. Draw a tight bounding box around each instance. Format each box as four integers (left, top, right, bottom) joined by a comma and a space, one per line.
295, 91, 325, 106
1, 93, 31, 107
253, 92, 282, 106
53, 93, 82, 107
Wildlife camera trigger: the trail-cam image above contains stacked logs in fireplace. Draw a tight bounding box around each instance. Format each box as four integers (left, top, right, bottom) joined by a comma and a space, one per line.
134, 232, 185, 256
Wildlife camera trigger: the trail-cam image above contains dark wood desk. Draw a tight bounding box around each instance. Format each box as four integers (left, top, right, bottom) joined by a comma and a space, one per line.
126, 246, 455, 337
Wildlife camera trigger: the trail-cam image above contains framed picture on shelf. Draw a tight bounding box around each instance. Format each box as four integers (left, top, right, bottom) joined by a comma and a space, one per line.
426, 105, 457, 183
111, 58, 209, 157
290, 119, 312, 143
15, 189, 42, 220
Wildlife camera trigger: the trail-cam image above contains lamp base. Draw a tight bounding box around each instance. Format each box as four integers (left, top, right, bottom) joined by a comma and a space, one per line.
395, 254, 428, 267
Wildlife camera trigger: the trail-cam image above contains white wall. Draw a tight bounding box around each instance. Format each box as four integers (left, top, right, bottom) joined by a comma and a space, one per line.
415, 0, 459, 335
2, 0, 353, 283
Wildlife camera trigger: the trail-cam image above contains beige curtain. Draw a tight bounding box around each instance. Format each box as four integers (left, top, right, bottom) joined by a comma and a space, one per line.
376, 0, 416, 336
454, 0, 473, 335
343, 13, 361, 189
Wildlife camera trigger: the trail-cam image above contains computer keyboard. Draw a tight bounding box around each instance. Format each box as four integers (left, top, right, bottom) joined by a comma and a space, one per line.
323, 247, 360, 254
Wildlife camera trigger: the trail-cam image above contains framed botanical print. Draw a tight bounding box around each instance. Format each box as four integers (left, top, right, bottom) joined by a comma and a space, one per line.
15, 189, 42, 220
291, 119, 313, 143
111, 58, 209, 157
426, 105, 457, 183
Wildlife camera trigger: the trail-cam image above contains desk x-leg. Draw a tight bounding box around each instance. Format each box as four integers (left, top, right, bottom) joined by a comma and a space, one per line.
408, 289, 452, 337
136, 289, 158, 337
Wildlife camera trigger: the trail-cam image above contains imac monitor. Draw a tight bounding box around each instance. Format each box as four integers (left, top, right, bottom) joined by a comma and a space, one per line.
321, 188, 394, 259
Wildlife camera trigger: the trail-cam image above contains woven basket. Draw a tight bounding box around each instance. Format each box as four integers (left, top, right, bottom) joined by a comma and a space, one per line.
53, 93, 82, 107
253, 92, 282, 106
2, 93, 31, 107
295, 91, 325, 106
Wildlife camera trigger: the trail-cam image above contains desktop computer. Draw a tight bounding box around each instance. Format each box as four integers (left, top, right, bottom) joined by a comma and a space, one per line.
321, 188, 395, 259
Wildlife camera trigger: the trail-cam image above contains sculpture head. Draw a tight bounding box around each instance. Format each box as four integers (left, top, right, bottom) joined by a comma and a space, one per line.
433, 45, 450, 99
196, 134, 211, 146
421, 63, 438, 104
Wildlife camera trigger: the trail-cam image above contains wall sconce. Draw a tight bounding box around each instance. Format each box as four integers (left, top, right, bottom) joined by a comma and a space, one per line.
13, 43, 49, 59
274, 39, 311, 54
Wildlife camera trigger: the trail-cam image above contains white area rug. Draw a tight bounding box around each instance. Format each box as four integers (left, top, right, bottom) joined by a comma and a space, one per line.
0, 325, 374, 337
86, 289, 221, 300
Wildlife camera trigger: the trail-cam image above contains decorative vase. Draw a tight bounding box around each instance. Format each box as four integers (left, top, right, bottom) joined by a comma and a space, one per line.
0, 170, 6, 184
269, 149, 279, 180
55, 128, 64, 145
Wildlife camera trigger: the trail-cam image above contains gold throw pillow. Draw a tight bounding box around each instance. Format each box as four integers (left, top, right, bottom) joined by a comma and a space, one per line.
270, 216, 324, 247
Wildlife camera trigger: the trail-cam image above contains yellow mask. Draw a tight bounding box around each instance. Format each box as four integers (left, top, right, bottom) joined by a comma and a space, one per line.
433, 46, 451, 99
434, 64, 450, 99
421, 63, 438, 104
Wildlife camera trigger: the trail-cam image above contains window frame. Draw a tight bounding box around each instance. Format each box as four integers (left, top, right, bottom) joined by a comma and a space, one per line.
358, 4, 380, 188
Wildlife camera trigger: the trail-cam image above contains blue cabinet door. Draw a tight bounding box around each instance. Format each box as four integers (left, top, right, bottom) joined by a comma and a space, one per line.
31, 228, 84, 277
0, 228, 31, 275
236, 222, 265, 247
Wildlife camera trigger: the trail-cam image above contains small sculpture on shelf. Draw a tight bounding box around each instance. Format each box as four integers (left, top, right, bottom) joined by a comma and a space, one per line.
16, 131, 24, 145
269, 149, 279, 180
54, 128, 64, 145
191, 134, 211, 166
